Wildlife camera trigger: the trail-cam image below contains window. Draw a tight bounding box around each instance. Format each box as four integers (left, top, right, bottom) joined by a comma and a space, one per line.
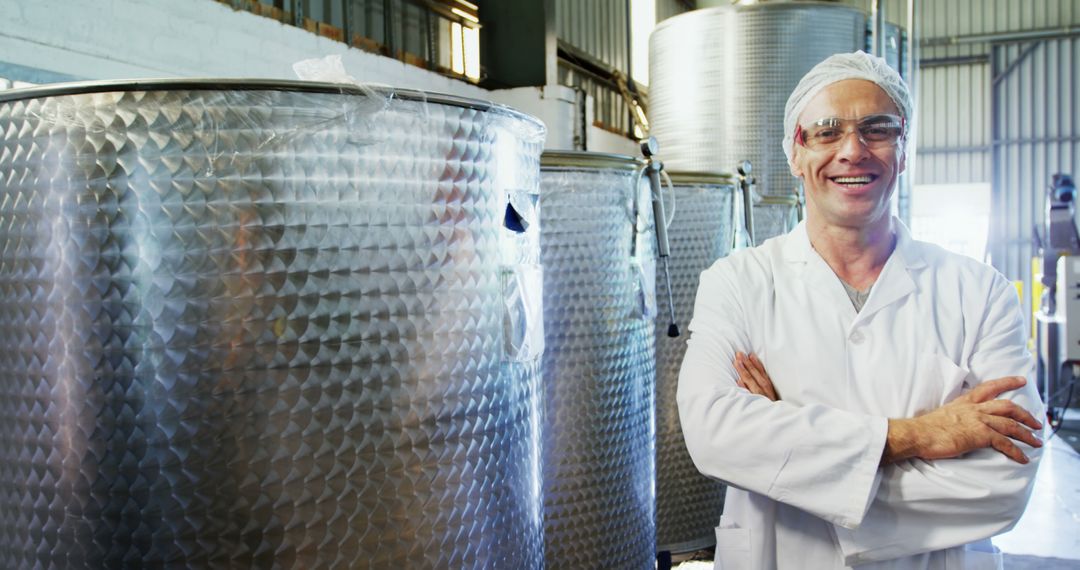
909, 183, 991, 261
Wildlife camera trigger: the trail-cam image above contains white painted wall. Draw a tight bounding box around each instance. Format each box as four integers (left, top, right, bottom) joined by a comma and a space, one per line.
0, 0, 636, 154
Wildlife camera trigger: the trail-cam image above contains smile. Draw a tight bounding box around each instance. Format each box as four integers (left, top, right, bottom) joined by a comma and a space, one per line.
829, 174, 878, 187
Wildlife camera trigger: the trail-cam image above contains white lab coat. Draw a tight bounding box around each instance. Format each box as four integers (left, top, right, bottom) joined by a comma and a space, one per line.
678, 220, 1043, 570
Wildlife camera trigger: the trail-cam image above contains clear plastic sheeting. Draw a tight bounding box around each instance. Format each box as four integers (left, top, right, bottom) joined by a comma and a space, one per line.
0, 80, 546, 569
649, 3, 866, 197
501, 263, 545, 362
653, 172, 737, 554
635, 257, 660, 321
754, 201, 802, 242
538, 153, 658, 569
499, 146, 545, 363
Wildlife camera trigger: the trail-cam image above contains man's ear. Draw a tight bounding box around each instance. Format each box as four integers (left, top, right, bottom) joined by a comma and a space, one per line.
789, 148, 804, 178
897, 148, 907, 175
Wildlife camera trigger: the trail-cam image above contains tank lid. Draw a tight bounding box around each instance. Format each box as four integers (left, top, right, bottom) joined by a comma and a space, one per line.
654, 1, 865, 34
759, 194, 801, 206
665, 170, 736, 186
541, 150, 641, 171
0, 78, 544, 128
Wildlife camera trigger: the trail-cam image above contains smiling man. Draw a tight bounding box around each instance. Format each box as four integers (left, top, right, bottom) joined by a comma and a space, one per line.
678, 52, 1045, 569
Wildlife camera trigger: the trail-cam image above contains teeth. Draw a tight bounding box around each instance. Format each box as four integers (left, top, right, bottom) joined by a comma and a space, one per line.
833, 176, 872, 184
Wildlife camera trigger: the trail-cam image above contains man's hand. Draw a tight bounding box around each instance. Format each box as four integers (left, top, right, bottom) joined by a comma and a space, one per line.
882, 376, 1043, 465
734, 351, 778, 401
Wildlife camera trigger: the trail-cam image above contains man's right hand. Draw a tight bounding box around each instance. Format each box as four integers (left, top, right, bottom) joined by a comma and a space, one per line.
882, 376, 1044, 465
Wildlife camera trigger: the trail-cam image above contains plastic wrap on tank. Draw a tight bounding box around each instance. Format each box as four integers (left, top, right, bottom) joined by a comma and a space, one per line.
538, 152, 657, 569
0, 78, 547, 569
753, 199, 802, 243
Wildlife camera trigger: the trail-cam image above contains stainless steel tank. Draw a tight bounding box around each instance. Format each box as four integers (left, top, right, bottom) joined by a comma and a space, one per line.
538, 151, 657, 569
0, 79, 547, 569
649, 2, 865, 238
653, 171, 737, 555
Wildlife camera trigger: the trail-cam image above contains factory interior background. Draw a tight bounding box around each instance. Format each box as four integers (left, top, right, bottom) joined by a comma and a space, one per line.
0, 0, 1078, 568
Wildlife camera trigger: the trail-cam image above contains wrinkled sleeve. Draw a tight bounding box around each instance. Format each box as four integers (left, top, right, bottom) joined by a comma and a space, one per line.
835, 274, 1044, 566
678, 261, 888, 529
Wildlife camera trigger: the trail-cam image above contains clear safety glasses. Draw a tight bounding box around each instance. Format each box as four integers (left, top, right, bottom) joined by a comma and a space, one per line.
794, 114, 906, 151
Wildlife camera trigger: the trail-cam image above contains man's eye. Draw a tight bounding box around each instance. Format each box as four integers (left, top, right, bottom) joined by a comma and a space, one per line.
862, 125, 900, 139
812, 129, 839, 139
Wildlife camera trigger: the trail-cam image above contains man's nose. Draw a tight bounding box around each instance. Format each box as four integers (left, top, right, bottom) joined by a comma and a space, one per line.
836, 128, 869, 162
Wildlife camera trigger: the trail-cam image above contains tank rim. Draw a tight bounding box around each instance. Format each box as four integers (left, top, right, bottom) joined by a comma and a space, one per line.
0, 77, 545, 129
541, 150, 642, 171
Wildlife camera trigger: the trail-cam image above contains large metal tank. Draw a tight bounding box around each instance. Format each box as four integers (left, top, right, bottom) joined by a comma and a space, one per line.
0, 79, 547, 569
654, 171, 737, 555
538, 151, 657, 569
649, 2, 865, 239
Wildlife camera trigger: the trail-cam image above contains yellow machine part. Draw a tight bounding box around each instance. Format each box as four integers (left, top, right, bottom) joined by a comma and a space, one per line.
1028, 256, 1042, 348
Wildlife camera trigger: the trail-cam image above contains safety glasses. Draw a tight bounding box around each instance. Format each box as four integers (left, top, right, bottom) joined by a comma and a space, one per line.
794, 114, 905, 151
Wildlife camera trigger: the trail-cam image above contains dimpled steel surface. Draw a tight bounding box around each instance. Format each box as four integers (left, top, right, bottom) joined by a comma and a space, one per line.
0, 83, 545, 569
539, 155, 657, 569
655, 175, 736, 554
649, 3, 865, 197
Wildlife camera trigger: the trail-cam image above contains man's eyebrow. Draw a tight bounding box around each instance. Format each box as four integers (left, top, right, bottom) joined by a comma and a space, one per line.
859, 114, 900, 122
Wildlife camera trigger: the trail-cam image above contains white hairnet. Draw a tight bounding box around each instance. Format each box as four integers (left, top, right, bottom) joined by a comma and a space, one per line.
782, 51, 914, 164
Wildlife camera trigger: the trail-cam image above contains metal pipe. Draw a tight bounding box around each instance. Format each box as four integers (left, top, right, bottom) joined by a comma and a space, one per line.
919, 145, 993, 154
906, 0, 918, 100
922, 25, 1080, 47
870, 0, 887, 57
901, 0, 917, 227
920, 55, 989, 68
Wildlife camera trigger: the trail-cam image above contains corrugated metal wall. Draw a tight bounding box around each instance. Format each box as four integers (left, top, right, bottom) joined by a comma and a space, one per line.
557, 0, 692, 137
557, 0, 631, 72
918, 62, 992, 184
917, 0, 1080, 186
907, 0, 1080, 320
990, 37, 1080, 318
556, 0, 633, 135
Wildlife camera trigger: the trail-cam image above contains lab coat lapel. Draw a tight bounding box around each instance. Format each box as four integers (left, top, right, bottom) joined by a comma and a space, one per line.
782, 219, 926, 323
782, 223, 859, 321
855, 219, 926, 322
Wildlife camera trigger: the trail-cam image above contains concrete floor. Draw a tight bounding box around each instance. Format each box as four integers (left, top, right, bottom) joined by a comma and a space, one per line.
673, 414, 1080, 569
994, 411, 1080, 569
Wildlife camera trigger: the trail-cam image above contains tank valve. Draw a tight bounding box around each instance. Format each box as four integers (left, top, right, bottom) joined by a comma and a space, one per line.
641, 137, 680, 338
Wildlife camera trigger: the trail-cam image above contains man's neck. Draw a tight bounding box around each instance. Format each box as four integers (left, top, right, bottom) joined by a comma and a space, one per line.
806, 214, 896, 291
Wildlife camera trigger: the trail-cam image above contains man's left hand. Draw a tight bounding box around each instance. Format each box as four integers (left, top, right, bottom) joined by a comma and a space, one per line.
734, 351, 778, 401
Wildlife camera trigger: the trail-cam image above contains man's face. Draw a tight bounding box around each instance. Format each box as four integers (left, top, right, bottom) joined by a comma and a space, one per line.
790, 79, 905, 230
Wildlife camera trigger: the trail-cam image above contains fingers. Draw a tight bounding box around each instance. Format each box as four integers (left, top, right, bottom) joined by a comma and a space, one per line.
960, 376, 1027, 404
981, 399, 1044, 431
988, 431, 1030, 464
983, 415, 1043, 449
747, 353, 778, 401
733, 352, 759, 394
733, 352, 778, 401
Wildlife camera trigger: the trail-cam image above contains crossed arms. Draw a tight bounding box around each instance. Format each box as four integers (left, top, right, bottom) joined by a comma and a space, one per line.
678, 265, 1045, 564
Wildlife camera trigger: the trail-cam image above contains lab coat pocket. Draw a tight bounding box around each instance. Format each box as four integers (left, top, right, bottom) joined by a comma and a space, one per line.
958, 543, 1004, 570
713, 525, 751, 570
914, 352, 969, 415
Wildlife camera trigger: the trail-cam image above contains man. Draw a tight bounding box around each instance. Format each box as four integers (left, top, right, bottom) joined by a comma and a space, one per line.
678, 51, 1045, 570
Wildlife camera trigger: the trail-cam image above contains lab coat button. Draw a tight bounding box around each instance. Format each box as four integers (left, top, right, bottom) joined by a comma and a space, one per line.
850, 331, 865, 344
